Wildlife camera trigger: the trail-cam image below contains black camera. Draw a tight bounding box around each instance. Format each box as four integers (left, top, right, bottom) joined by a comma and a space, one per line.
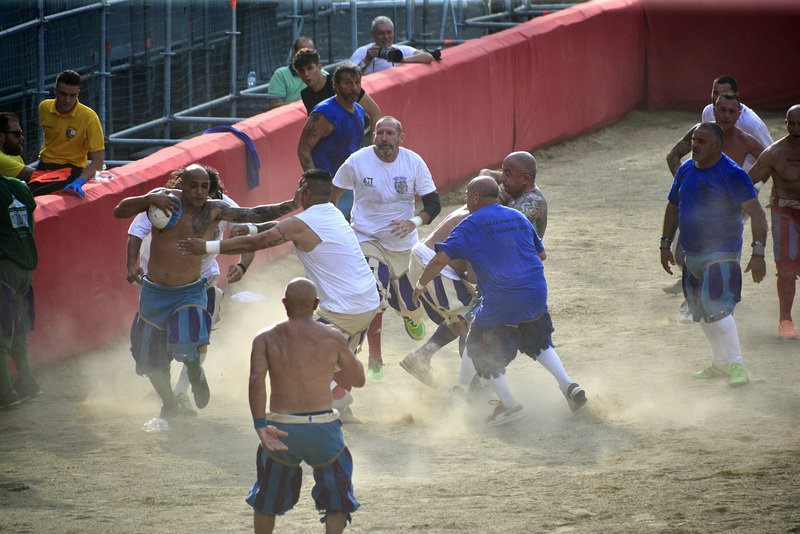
378, 47, 403, 63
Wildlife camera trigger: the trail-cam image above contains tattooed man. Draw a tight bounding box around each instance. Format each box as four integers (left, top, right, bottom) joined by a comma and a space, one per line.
113, 164, 301, 423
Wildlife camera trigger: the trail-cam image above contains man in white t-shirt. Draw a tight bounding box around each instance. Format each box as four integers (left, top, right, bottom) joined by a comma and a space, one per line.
330, 116, 441, 382
349, 16, 433, 76
177, 170, 380, 421
127, 176, 254, 414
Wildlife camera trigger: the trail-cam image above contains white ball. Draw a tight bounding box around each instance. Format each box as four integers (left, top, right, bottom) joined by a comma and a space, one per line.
148, 193, 183, 229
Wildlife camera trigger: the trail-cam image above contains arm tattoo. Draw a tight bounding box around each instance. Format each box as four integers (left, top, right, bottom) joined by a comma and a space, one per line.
667, 127, 696, 176
191, 201, 218, 235
219, 202, 295, 224
263, 227, 288, 248
513, 191, 546, 223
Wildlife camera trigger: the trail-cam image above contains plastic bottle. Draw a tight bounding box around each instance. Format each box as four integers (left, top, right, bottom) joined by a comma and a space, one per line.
247, 71, 257, 88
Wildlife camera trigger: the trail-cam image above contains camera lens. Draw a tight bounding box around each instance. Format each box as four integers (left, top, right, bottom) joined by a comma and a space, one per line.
378, 47, 403, 63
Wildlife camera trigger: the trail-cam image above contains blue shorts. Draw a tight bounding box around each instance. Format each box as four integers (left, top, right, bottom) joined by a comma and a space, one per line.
466, 314, 554, 379
682, 252, 742, 323
246, 419, 360, 517
129, 277, 211, 375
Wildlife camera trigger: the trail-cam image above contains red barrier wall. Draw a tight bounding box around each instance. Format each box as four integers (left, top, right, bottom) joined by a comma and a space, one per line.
643, 0, 800, 112
24, 0, 800, 368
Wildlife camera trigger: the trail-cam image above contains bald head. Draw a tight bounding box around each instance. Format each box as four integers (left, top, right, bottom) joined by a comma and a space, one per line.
283, 278, 319, 317
503, 151, 537, 180
466, 176, 499, 213
787, 105, 800, 119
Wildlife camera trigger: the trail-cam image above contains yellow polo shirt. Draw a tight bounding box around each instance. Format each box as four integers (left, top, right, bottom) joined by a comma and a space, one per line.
0, 152, 24, 178
38, 98, 104, 168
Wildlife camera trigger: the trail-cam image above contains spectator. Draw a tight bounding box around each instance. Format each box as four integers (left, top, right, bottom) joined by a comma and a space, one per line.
0, 112, 35, 183
267, 36, 315, 110
33, 70, 104, 197
349, 16, 433, 75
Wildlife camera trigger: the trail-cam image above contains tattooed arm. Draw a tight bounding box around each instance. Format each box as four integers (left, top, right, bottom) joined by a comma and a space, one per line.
666, 125, 698, 176
512, 187, 548, 239
178, 217, 320, 256
212, 180, 306, 225
297, 112, 336, 172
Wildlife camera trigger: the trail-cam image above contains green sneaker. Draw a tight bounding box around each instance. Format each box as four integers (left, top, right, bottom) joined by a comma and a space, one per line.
367, 361, 385, 383
692, 362, 731, 379
403, 317, 425, 341
175, 392, 197, 416
728, 363, 749, 387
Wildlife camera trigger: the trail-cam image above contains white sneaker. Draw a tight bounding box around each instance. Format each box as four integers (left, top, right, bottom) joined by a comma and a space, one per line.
485, 401, 527, 426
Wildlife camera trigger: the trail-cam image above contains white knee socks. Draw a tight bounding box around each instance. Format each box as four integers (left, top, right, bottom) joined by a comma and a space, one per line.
700, 315, 744, 367
536, 347, 573, 393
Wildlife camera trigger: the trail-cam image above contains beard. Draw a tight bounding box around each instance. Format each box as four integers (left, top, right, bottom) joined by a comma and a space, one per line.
3, 139, 22, 156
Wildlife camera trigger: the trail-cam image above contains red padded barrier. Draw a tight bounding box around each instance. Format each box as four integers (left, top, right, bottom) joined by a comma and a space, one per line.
23, 0, 800, 368
644, 0, 800, 112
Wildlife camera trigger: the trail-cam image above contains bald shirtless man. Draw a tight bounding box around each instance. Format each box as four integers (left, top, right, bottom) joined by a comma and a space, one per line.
113, 164, 301, 422
749, 105, 800, 338
246, 278, 364, 534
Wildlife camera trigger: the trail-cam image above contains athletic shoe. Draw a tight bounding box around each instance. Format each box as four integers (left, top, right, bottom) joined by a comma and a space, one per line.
14, 380, 43, 402
403, 317, 425, 341
485, 400, 527, 426
662, 280, 682, 295
175, 392, 197, 416
332, 390, 354, 413
692, 362, 731, 379
188, 368, 210, 409
779, 320, 797, 339
399, 354, 438, 388
728, 363, 749, 387
564, 383, 587, 412
677, 301, 693, 324
1, 390, 21, 410
367, 361, 385, 383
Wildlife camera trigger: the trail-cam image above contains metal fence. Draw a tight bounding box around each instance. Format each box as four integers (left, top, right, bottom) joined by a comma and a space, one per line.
0, 0, 576, 167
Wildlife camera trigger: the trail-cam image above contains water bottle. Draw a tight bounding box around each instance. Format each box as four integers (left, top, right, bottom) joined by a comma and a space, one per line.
247, 70, 257, 88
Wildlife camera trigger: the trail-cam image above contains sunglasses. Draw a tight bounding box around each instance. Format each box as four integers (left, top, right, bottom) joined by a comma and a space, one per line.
2, 130, 23, 137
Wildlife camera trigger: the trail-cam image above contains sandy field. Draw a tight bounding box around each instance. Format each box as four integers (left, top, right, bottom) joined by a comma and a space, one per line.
2, 109, 799, 534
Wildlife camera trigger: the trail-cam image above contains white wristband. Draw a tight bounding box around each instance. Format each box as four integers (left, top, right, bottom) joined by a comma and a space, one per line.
411, 216, 423, 227
206, 240, 221, 254
247, 224, 258, 236
415, 280, 425, 290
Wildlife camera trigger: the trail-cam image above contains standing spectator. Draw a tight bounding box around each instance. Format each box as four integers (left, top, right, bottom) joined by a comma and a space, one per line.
331, 116, 441, 382
0, 113, 35, 183
660, 123, 767, 386
267, 36, 315, 110
33, 70, 104, 197
349, 16, 433, 75
0, 170, 41, 409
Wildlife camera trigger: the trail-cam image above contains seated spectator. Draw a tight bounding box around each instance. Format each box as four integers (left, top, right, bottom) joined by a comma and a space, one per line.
349, 16, 433, 75
33, 69, 104, 197
267, 36, 316, 110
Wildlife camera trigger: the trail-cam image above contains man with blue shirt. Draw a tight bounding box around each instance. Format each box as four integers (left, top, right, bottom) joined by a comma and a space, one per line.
412, 176, 586, 426
660, 122, 768, 387
297, 63, 365, 219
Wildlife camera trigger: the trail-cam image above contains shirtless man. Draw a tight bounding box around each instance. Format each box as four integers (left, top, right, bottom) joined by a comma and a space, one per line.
178, 169, 380, 420
667, 92, 765, 175
399, 205, 478, 388
246, 278, 364, 534
749, 105, 800, 338
113, 164, 301, 422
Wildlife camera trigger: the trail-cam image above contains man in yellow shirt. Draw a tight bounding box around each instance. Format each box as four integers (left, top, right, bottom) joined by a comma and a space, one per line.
33, 70, 104, 197
0, 113, 35, 182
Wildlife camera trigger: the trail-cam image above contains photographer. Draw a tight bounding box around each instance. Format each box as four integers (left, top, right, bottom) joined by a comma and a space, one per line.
349, 16, 434, 75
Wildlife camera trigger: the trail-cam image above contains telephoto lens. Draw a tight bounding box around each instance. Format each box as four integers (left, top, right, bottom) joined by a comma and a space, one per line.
378, 47, 404, 63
